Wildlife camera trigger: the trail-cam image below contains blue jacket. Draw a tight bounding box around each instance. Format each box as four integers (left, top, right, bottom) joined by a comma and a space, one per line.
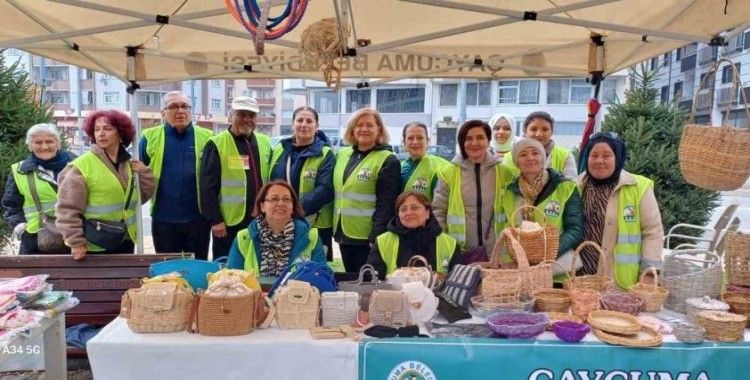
269, 131, 334, 217
227, 217, 326, 271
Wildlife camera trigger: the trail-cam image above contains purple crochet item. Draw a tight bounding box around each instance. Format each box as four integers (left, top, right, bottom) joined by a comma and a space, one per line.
486, 312, 548, 339
553, 320, 590, 343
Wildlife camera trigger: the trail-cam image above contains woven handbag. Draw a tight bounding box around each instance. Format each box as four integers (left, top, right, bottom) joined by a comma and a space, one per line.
339, 264, 396, 311
661, 248, 722, 313
368, 290, 411, 328
189, 278, 262, 336
274, 280, 321, 329
321, 291, 359, 327
506, 205, 560, 265
121, 281, 194, 333
438, 264, 480, 309
679, 59, 750, 191
387, 255, 442, 290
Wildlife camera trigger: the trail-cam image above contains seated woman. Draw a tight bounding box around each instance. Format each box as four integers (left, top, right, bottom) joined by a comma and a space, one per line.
368, 191, 460, 277
228, 180, 325, 276
499, 138, 583, 262
577, 132, 663, 289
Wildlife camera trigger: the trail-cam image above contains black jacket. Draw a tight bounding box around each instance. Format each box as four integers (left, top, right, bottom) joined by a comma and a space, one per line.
367, 214, 461, 279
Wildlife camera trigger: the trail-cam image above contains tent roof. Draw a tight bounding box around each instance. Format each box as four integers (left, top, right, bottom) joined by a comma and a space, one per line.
1, 0, 748, 86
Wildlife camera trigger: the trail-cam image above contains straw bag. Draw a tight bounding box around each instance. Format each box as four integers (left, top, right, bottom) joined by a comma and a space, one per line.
189, 278, 264, 336
563, 241, 613, 292
339, 264, 396, 311
628, 267, 669, 312
121, 281, 194, 333
402, 282, 438, 323
475, 228, 553, 297
321, 292, 359, 327
679, 59, 750, 191
725, 231, 750, 286
387, 255, 443, 290
274, 280, 321, 329
505, 205, 560, 265
661, 248, 722, 313
369, 290, 411, 328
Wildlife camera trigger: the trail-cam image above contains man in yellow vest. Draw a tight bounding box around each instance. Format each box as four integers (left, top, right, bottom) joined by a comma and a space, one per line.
139, 91, 213, 259
200, 96, 272, 259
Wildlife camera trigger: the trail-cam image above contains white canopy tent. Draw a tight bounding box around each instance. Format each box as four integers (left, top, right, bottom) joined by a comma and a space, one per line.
2, 0, 748, 253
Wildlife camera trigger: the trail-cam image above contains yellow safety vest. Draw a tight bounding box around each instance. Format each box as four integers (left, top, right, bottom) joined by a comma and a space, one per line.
376, 231, 456, 274
11, 162, 57, 234
501, 179, 578, 231
142, 124, 212, 213
332, 147, 392, 240
610, 175, 653, 289
402, 154, 450, 201
211, 130, 272, 226
71, 152, 137, 252
235, 227, 320, 276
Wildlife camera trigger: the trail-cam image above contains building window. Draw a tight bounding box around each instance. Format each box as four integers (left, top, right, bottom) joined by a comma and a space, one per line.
699, 72, 715, 90
47, 91, 69, 104
600, 78, 619, 104
439, 82, 490, 106
673, 81, 683, 99
211, 99, 222, 111
346, 89, 371, 112
662, 52, 670, 66
104, 91, 121, 104
211, 80, 222, 88
721, 63, 740, 84
85, 91, 94, 105
41, 67, 68, 81
376, 87, 425, 113
5, 48, 22, 56
498, 80, 539, 104
138, 91, 163, 107
259, 109, 274, 117
79, 69, 93, 80
650, 57, 658, 70
313, 90, 339, 113
547, 78, 590, 104
675, 48, 681, 61
660, 86, 669, 103
570, 79, 591, 104
439, 84, 457, 106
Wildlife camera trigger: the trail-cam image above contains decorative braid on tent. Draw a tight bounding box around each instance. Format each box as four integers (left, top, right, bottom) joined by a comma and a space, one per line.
300, 18, 351, 89
225, 0, 308, 55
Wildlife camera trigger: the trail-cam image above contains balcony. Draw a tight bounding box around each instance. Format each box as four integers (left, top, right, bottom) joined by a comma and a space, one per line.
722, 34, 745, 56
698, 46, 717, 66
717, 85, 739, 106
680, 55, 696, 72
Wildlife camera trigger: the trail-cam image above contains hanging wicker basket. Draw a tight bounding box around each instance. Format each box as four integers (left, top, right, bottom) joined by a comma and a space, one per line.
679, 59, 750, 191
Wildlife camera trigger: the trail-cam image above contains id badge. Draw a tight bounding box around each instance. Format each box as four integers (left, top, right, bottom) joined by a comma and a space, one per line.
241, 155, 250, 170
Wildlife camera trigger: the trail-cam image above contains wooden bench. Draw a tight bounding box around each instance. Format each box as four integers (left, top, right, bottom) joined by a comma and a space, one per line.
0, 253, 183, 358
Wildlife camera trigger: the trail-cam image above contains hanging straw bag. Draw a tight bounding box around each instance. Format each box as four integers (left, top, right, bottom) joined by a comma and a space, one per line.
121, 281, 194, 333
563, 241, 614, 292
321, 291, 360, 327
725, 231, 750, 286
387, 255, 443, 290
505, 205, 560, 265
339, 264, 396, 311
273, 280, 321, 329
661, 248, 722, 313
475, 228, 553, 297
628, 267, 669, 312
679, 59, 750, 191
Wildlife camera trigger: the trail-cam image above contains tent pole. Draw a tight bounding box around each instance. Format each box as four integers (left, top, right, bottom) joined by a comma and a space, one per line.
126, 48, 145, 255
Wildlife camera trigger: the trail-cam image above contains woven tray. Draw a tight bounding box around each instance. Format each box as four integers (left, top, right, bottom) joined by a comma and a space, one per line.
593, 325, 662, 348
587, 310, 641, 335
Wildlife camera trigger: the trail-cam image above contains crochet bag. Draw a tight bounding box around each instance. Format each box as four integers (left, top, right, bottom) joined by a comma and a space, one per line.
321, 291, 360, 327
439, 264, 480, 309
402, 282, 439, 323
189, 278, 263, 336
338, 264, 396, 311
120, 281, 194, 333
269, 260, 337, 297
273, 280, 321, 329
368, 290, 411, 328
387, 255, 443, 290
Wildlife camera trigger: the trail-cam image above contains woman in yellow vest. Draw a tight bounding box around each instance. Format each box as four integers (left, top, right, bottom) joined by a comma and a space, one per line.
227, 181, 325, 276
499, 138, 583, 263
56, 110, 155, 260
333, 108, 401, 273
433, 120, 516, 258
489, 113, 516, 159
270, 106, 335, 260
2, 124, 76, 254
400, 122, 449, 201
368, 191, 459, 276
503, 111, 578, 177
577, 132, 664, 289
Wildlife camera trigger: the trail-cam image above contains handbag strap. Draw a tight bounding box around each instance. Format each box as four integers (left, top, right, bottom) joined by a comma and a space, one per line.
186, 294, 200, 334
25, 172, 47, 218
123, 172, 136, 213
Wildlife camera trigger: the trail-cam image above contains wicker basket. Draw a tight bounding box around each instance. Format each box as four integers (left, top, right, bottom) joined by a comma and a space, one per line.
695, 311, 747, 342
685, 296, 730, 319
570, 288, 602, 321
722, 291, 750, 327
486, 312, 548, 338
480, 272, 521, 302
475, 228, 552, 297
563, 241, 613, 292
533, 289, 571, 313
679, 59, 750, 191
553, 320, 590, 343
470, 295, 536, 318
672, 321, 706, 344
726, 231, 750, 286
661, 248, 722, 313
600, 292, 644, 316
505, 205, 560, 265
628, 267, 669, 312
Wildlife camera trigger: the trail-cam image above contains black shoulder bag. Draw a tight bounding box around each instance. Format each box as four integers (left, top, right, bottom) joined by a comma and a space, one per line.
26, 172, 67, 252
83, 174, 135, 251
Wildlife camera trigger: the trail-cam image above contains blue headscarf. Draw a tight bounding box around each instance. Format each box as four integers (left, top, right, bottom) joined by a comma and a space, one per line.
579, 132, 627, 185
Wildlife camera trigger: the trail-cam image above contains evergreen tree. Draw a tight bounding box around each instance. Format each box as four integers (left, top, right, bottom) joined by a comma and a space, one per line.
0, 52, 53, 249
600, 64, 720, 241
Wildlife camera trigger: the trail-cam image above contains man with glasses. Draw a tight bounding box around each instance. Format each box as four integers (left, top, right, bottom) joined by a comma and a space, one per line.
139, 91, 213, 259
200, 96, 272, 260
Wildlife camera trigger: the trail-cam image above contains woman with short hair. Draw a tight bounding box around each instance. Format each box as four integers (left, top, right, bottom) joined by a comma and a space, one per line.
504, 111, 578, 177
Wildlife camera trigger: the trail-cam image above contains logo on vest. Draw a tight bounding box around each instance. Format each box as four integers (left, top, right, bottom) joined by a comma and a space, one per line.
302, 169, 317, 182
412, 177, 428, 192
387, 361, 436, 380
543, 201, 561, 218
623, 205, 637, 222
357, 168, 373, 182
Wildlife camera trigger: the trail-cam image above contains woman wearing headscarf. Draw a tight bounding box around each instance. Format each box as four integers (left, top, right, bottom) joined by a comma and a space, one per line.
488, 113, 516, 159
577, 132, 664, 289
499, 138, 583, 260
504, 111, 577, 178
2, 124, 76, 254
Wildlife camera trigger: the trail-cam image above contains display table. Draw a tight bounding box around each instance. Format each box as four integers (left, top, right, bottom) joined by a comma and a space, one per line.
0, 313, 66, 380
87, 317, 358, 380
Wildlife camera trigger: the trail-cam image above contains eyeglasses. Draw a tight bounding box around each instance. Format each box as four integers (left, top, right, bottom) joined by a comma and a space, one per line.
398, 204, 425, 213
164, 103, 191, 111
264, 197, 293, 204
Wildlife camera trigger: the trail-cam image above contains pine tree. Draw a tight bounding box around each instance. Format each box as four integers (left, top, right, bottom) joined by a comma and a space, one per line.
600, 64, 721, 239
0, 52, 53, 249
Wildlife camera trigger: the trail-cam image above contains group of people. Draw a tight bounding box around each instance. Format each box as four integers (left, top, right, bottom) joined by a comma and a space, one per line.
2, 92, 664, 290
